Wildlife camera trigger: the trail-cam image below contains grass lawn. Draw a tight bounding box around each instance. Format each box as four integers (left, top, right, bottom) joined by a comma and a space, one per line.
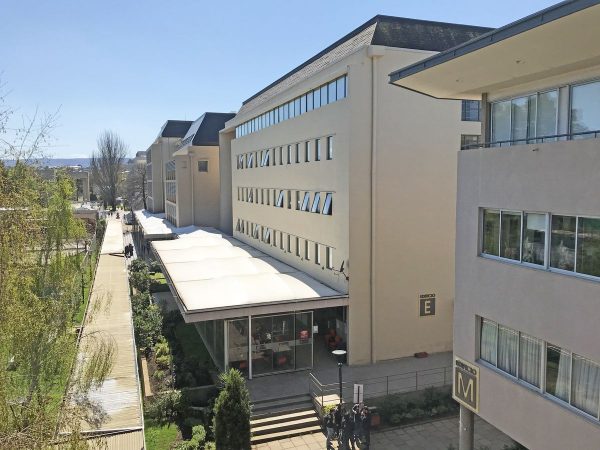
145, 419, 180, 450
150, 271, 167, 284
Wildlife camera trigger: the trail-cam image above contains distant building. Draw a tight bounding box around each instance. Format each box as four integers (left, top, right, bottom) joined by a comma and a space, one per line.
38, 166, 90, 202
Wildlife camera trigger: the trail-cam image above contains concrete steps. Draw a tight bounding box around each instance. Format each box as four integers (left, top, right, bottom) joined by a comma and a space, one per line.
250, 394, 322, 444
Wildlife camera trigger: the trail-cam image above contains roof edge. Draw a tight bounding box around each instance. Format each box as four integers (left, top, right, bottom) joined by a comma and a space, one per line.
389, 0, 600, 84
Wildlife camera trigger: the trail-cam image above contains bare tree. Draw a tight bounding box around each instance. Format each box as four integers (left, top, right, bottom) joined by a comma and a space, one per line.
90, 130, 127, 210
126, 161, 148, 210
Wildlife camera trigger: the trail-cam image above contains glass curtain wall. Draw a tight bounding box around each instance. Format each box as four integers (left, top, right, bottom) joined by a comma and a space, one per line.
227, 318, 249, 377
571, 81, 600, 138
195, 320, 225, 371
250, 312, 313, 376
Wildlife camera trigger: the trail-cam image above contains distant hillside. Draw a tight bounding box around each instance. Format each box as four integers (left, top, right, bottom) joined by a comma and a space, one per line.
3, 158, 91, 168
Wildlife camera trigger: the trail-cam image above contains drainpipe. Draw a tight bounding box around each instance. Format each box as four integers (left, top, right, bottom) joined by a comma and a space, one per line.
189, 153, 194, 226
367, 45, 385, 364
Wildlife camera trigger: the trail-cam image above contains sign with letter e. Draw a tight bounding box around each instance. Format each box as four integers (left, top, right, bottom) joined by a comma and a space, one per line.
453, 356, 479, 413
419, 293, 436, 316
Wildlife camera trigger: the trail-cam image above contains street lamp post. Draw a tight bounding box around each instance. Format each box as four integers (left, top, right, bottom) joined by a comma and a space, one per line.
332, 349, 347, 408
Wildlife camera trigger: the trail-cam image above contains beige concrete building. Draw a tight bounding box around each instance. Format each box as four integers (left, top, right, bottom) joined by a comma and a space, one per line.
391, 1, 600, 448
214, 14, 490, 373
146, 120, 192, 213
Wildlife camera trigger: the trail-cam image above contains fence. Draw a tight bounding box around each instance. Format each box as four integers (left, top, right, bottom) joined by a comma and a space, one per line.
309, 365, 452, 413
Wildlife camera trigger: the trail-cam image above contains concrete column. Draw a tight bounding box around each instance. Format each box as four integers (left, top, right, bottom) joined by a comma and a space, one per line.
459, 405, 474, 450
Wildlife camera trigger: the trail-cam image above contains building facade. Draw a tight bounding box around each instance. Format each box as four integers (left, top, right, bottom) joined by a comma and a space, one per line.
391, 1, 600, 448
146, 120, 192, 213
219, 15, 490, 368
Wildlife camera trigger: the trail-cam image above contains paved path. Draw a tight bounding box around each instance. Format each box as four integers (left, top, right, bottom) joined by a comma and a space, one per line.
74, 216, 144, 444
252, 416, 514, 450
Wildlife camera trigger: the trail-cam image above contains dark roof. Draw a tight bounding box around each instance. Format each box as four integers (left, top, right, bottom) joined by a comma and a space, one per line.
242, 15, 492, 106
389, 0, 598, 83
183, 113, 237, 147
160, 120, 193, 138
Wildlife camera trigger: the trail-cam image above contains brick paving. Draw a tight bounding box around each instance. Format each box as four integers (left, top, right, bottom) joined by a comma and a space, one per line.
252, 416, 514, 450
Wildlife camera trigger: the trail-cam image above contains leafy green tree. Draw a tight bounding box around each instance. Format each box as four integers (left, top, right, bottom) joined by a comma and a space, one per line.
0, 162, 114, 448
212, 369, 251, 450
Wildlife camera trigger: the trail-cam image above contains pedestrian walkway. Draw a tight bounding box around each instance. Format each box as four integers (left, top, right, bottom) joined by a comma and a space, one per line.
251, 416, 514, 450
74, 216, 144, 445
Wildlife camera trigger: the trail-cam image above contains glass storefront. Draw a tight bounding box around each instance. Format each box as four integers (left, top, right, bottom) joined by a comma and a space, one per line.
225, 311, 314, 377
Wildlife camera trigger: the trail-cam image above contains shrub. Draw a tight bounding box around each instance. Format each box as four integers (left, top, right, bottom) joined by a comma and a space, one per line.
131, 292, 152, 316
213, 369, 251, 450
130, 259, 148, 273
155, 353, 172, 370
173, 424, 206, 450
133, 304, 163, 350
148, 260, 162, 272
144, 390, 186, 424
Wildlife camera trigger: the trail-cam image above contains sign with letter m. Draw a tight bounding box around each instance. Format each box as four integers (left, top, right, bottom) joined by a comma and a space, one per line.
453, 356, 479, 413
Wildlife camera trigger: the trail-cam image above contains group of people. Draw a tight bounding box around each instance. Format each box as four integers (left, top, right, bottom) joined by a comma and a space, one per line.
124, 243, 134, 258
324, 403, 371, 450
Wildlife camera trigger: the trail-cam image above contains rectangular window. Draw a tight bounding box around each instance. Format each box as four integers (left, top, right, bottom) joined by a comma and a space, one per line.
266, 189, 270, 206
461, 100, 480, 121
327, 136, 333, 160
576, 217, 600, 277
279, 232, 285, 250
337, 76, 346, 100
328, 80, 337, 103
546, 344, 571, 402
248, 189, 254, 203
519, 333, 542, 387
482, 209, 500, 256
500, 211, 521, 261
522, 213, 546, 266
278, 147, 283, 165
311, 192, 320, 213
294, 98, 300, 116
571, 354, 600, 416
247, 153, 254, 168
238, 154, 245, 169
315, 138, 321, 161
276, 190, 284, 208
480, 318, 498, 365
326, 247, 334, 269
296, 191, 301, 210
287, 190, 292, 209
287, 145, 292, 164
550, 215, 576, 271
260, 188, 264, 205
313, 88, 321, 109
461, 134, 480, 149
306, 91, 313, 111
320, 85, 328, 106
272, 230, 277, 247
296, 237, 300, 256
497, 325, 518, 376
491, 100, 511, 145
261, 149, 270, 167
301, 192, 310, 211
305, 240, 310, 260
295, 144, 300, 163
263, 227, 271, 244
305, 141, 310, 162
315, 243, 320, 264
300, 95, 306, 114
571, 81, 600, 139
322, 193, 332, 215
537, 90, 558, 140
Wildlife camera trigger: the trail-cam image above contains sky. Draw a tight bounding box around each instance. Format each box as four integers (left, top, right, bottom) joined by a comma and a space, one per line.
0, 0, 558, 158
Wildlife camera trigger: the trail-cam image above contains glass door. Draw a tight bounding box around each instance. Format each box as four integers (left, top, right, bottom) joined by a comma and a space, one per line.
295, 312, 313, 369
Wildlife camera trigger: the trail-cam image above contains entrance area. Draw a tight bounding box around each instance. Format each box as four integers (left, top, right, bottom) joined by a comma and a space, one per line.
215, 306, 347, 378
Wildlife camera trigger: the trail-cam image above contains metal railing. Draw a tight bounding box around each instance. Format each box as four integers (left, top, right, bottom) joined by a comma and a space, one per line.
309, 365, 452, 413
461, 129, 600, 150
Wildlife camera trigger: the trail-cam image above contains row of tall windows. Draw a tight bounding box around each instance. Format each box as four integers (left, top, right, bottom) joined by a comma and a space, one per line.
235, 75, 347, 138
480, 317, 600, 420
165, 181, 176, 204
490, 79, 600, 145
165, 161, 176, 181
481, 208, 600, 278
237, 136, 333, 169
237, 187, 333, 216
235, 218, 335, 270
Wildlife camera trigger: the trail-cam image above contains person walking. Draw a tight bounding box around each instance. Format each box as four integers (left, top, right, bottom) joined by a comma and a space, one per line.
324, 411, 336, 450
361, 407, 371, 450
352, 403, 362, 445
341, 411, 356, 450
